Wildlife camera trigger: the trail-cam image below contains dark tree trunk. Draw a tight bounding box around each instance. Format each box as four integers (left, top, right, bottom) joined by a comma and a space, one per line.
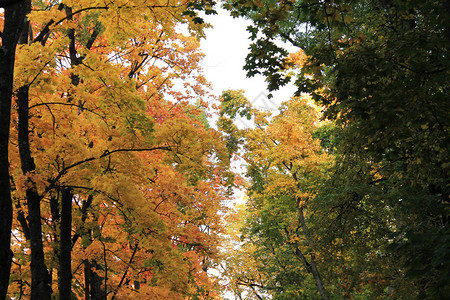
0, 1, 28, 298
15, 1, 51, 298
84, 260, 91, 300
83, 229, 105, 300
90, 260, 106, 300
84, 260, 107, 300
59, 188, 73, 300
84, 255, 106, 300
15, 2, 53, 297
72, 195, 95, 300
17, 84, 52, 300
297, 204, 329, 300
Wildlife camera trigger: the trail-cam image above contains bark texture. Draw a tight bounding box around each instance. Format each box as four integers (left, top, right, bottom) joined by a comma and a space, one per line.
17, 84, 52, 300
0, 1, 27, 298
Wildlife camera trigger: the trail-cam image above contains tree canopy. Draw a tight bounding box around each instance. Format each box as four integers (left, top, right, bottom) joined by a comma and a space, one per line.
1, 0, 448, 299
221, 0, 449, 299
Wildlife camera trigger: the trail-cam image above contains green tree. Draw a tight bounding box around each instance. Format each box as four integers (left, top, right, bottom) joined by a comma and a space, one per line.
224, 0, 449, 298
220, 91, 333, 299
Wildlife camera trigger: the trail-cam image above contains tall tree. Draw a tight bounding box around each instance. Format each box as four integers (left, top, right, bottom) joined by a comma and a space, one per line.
0, 0, 28, 298
219, 90, 332, 299
6, 1, 236, 299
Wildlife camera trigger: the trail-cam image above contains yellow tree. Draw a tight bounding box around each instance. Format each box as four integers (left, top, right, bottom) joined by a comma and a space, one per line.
6, 0, 234, 299
219, 90, 333, 299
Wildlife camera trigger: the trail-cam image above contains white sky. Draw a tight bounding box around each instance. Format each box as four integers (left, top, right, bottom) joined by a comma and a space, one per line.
200, 7, 297, 111
200, 12, 291, 299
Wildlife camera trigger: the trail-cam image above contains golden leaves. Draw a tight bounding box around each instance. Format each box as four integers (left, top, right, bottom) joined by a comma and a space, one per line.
285, 50, 307, 69
8, 1, 233, 298
15, 171, 47, 196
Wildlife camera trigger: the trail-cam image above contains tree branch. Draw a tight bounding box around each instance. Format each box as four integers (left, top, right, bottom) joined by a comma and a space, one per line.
29, 102, 105, 118
33, 4, 185, 44
110, 241, 139, 300
47, 146, 172, 191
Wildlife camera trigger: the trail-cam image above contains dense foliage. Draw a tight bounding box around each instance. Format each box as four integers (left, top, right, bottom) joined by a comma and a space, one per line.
1, 0, 448, 299
222, 0, 449, 299
1, 1, 235, 299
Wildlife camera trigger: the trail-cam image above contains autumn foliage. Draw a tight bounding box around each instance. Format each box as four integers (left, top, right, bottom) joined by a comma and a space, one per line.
3, 0, 233, 299
2, 0, 449, 299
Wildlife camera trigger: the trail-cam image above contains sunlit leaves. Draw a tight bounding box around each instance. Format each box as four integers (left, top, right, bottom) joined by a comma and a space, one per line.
221, 91, 332, 299
7, 0, 235, 298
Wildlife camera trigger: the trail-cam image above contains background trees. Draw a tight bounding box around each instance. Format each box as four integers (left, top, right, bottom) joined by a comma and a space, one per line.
219, 90, 333, 299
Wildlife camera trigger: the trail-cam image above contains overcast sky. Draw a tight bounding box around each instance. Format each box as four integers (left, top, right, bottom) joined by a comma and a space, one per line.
200, 7, 297, 113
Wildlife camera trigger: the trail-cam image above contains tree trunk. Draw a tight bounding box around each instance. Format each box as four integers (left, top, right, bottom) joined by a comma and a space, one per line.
84, 260, 91, 300
0, 0, 27, 297
59, 188, 73, 300
15, 1, 51, 298
297, 204, 329, 300
83, 228, 105, 300
17, 84, 52, 300
84, 259, 106, 300
90, 260, 106, 300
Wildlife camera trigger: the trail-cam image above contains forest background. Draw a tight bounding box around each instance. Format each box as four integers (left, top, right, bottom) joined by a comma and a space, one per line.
0, 0, 448, 299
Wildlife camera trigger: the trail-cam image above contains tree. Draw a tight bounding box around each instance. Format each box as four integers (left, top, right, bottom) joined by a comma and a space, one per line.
0, 0, 28, 298
224, 0, 450, 298
5, 0, 237, 299
219, 90, 333, 299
